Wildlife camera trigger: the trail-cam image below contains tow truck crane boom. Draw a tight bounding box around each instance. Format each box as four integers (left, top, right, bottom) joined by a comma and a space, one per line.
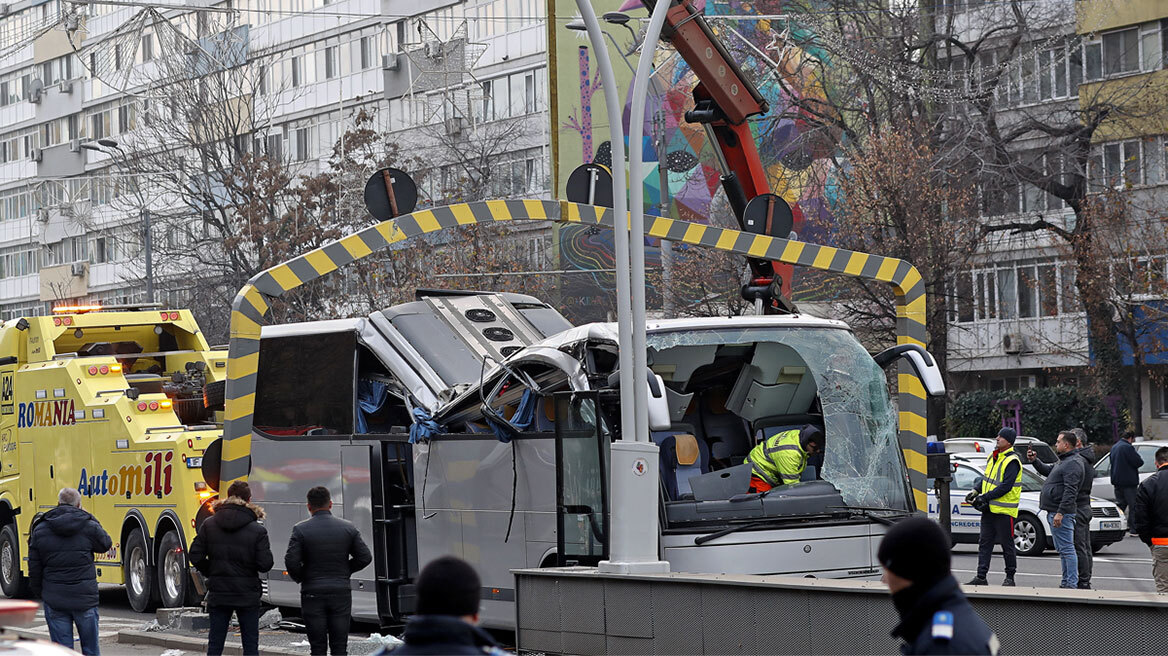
648, 0, 801, 307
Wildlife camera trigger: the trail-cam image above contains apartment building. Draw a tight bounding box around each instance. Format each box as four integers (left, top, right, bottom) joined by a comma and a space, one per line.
0, 0, 551, 324
940, 0, 1168, 434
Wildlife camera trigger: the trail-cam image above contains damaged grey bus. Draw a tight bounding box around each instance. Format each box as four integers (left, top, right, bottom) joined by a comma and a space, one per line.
238, 290, 944, 629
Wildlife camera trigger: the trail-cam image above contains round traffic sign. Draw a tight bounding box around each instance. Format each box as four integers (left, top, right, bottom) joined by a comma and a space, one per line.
742, 193, 794, 238
565, 163, 614, 208
364, 167, 418, 221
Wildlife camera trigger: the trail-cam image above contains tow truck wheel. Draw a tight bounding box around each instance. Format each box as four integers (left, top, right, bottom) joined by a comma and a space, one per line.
0, 525, 29, 598
124, 528, 159, 612
157, 531, 193, 608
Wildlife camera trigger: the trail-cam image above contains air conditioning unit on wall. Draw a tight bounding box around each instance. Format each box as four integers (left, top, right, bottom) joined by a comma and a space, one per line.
444, 117, 467, 135
1002, 332, 1027, 355
71, 262, 86, 277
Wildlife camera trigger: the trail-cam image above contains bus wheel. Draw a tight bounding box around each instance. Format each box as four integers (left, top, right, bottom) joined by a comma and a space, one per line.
0, 525, 29, 598
156, 532, 192, 608
124, 528, 158, 612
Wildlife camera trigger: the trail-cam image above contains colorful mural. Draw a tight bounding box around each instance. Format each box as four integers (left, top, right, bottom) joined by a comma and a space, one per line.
549, 0, 837, 321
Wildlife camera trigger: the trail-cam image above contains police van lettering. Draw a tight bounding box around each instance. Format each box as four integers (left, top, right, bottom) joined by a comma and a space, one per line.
78, 451, 174, 497
17, 399, 77, 427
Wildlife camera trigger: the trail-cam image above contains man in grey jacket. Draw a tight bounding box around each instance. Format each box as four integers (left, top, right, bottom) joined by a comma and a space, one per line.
1030, 429, 1096, 588
1032, 431, 1083, 589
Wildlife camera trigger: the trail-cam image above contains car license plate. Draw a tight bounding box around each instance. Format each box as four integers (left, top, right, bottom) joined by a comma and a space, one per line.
185, 457, 203, 468
1101, 521, 1120, 530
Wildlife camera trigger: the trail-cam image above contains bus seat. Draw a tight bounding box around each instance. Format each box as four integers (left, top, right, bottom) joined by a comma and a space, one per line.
702, 399, 752, 465
533, 397, 556, 431
652, 432, 710, 499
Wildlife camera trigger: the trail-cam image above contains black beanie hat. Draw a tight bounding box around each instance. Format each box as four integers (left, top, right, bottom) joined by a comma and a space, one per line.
997, 427, 1017, 444
877, 517, 951, 585
416, 556, 481, 617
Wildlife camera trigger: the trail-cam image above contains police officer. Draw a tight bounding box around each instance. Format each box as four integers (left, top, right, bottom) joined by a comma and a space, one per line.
966, 427, 1022, 586
879, 517, 999, 655
745, 425, 823, 493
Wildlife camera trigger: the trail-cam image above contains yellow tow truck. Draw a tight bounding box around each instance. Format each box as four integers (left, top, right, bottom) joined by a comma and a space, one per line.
0, 305, 225, 611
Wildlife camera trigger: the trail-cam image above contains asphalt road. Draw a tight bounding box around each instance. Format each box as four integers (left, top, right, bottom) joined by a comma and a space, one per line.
951, 533, 1160, 592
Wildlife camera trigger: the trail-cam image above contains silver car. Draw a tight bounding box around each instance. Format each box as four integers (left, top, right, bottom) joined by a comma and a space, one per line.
1090, 439, 1168, 501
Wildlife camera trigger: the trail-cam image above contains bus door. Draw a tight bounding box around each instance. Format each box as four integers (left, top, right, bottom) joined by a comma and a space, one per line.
374, 438, 416, 625
553, 392, 609, 566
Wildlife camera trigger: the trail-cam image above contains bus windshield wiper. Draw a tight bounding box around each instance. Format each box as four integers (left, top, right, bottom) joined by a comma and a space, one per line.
828, 505, 914, 526
693, 520, 785, 546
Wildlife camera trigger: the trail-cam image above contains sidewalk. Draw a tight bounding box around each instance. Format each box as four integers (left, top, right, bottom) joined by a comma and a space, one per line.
10, 607, 401, 655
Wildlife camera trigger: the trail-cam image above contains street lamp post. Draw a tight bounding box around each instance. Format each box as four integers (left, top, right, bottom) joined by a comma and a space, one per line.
571, 0, 669, 575
83, 138, 154, 303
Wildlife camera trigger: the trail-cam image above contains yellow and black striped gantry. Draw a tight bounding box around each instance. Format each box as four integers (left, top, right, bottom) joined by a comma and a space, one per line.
220, 199, 931, 510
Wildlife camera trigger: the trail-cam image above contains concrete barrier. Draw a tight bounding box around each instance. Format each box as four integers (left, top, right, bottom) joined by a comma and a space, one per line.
514, 567, 1168, 655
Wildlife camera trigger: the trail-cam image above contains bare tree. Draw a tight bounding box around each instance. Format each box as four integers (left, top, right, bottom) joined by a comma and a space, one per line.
831, 128, 979, 378
772, 0, 1168, 421
1065, 189, 1168, 433
101, 16, 327, 336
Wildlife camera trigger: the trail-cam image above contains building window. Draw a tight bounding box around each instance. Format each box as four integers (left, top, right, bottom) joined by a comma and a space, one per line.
524, 72, 535, 114
1095, 139, 1143, 188
997, 268, 1017, 319
1150, 378, 1168, 418
481, 80, 494, 121
989, 376, 1037, 392
266, 134, 282, 160
114, 44, 123, 71
1141, 22, 1161, 72
117, 104, 130, 133
324, 46, 337, 79
142, 34, 153, 62
294, 127, 309, 161
955, 272, 974, 322
360, 36, 373, 70
1103, 27, 1140, 76
291, 56, 302, 87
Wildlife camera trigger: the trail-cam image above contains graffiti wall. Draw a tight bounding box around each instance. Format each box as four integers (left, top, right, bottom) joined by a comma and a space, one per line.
549, 0, 836, 322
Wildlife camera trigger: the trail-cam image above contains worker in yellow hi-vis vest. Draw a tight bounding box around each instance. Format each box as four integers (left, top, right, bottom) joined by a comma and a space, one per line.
746, 425, 824, 493
965, 427, 1022, 587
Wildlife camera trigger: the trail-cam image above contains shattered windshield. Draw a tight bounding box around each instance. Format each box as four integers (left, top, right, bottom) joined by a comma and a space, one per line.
648, 326, 909, 511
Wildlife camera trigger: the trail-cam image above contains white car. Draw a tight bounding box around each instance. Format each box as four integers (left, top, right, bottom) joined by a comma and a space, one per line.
942, 436, 1056, 476
1090, 439, 1168, 501
927, 454, 1127, 557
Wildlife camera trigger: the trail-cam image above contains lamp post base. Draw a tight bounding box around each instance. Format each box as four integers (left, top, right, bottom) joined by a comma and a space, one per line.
600, 441, 671, 575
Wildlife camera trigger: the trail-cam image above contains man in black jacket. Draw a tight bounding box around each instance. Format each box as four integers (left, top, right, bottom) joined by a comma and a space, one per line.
879, 517, 998, 655
28, 487, 112, 656
1131, 446, 1168, 593
1070, 427, 1096, 589
381, 556, 505, 656
190, 481, 274, 656
1110, 432, 1144, 519
284, 486, 372, 655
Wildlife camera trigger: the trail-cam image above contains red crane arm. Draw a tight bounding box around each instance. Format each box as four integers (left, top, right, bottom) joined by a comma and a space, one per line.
650, 0, 801, 301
